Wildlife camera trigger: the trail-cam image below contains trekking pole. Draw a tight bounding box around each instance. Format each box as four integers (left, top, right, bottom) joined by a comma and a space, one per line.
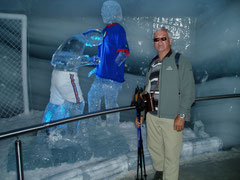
136, 110, 147, 180
139, 115, 147, 180
136, 111, 142, 180
131, 86, 147, 180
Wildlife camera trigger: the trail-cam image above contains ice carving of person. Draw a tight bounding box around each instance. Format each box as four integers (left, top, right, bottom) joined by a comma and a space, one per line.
42, 29, 103, 136
88, 0, 130, 130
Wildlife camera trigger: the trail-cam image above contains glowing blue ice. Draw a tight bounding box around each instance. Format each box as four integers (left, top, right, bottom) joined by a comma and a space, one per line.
43, 29, 103, 135
52, 29, 103, 71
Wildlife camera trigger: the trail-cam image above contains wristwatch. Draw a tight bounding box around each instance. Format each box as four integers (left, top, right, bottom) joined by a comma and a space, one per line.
180, 114, 185, 119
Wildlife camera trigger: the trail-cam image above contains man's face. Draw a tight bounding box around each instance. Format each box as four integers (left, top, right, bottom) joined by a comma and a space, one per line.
153, 30, 172, 54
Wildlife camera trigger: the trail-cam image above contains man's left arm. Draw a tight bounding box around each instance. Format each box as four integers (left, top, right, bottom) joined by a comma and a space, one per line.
174, 59, 195, 131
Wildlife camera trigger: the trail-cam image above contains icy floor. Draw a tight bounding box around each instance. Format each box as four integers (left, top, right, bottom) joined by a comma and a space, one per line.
0, 111, 223, 180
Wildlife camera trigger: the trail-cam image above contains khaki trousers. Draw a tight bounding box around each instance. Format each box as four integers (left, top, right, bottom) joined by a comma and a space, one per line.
146, 113, 182, 180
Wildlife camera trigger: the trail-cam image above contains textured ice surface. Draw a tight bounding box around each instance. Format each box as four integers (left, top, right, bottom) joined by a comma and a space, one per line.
7, 123, 130, 172
0, 111, 223, 180
1, 1, 240, 178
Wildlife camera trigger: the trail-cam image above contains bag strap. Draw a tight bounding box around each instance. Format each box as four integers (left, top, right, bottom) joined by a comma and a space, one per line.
175, 52, 181, 95
175, 52, 181, 69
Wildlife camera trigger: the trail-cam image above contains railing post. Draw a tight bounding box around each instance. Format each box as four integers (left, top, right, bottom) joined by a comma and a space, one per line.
15, 137, 24, 180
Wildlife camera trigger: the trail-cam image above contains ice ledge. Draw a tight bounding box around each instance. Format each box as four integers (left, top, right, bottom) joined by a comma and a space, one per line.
36, 136, 222, 180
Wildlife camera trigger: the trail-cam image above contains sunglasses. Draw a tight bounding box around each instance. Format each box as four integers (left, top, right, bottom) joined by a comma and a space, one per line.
153, 37, 168, 42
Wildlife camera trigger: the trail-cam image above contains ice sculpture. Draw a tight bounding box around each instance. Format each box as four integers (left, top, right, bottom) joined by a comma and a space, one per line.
88, 0, 130, 130
101, 0, 123, 24
42, 29, 103, 136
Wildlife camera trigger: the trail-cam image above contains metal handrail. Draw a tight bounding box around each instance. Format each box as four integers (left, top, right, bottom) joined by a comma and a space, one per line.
0, 105, 135, 140
1, 93, 240, 140
195, 93, 240, 101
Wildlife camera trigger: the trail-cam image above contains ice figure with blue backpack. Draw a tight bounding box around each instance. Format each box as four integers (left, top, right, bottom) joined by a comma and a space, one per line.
42, 29, 103, 137
88, 0, 130, 131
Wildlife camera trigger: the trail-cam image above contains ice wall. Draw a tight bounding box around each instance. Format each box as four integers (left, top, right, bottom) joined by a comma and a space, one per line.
191, 1, 240, 149
123, 16, 196, 75
193, 0, 240, 83
0, 0, 240, 149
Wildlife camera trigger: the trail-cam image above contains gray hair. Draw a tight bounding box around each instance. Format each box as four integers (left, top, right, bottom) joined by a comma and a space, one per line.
154, 27, 172, 40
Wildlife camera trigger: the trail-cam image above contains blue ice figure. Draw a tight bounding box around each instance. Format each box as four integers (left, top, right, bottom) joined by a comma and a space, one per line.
43, 29, 103, 136
43, 101, 73, 133
43, 102, 73, 124
88, 76, 122, 128
88, 0, 130, 130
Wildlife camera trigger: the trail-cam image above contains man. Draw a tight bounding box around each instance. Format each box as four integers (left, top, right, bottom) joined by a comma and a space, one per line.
136, 28, 195, 180
43, 29, 103, 136
88, 0, 130, 129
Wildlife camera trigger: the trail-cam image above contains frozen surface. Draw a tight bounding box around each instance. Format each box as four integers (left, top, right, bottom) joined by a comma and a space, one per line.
1, 1, 240, 149
26, 57, 240, 149
192, 77, 240, 149
0, 0, 240, 178
0, 111, 223, 180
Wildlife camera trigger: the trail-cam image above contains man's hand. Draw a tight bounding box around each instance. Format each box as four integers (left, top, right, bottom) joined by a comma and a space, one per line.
135, 115, 144, 128
174, 115, 185, 132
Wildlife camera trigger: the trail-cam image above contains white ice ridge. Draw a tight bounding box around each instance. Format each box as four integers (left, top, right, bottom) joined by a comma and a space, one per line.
44, 155, 129, 180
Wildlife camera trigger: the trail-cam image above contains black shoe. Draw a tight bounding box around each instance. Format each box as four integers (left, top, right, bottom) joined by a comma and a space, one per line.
153, 171, 163, 180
